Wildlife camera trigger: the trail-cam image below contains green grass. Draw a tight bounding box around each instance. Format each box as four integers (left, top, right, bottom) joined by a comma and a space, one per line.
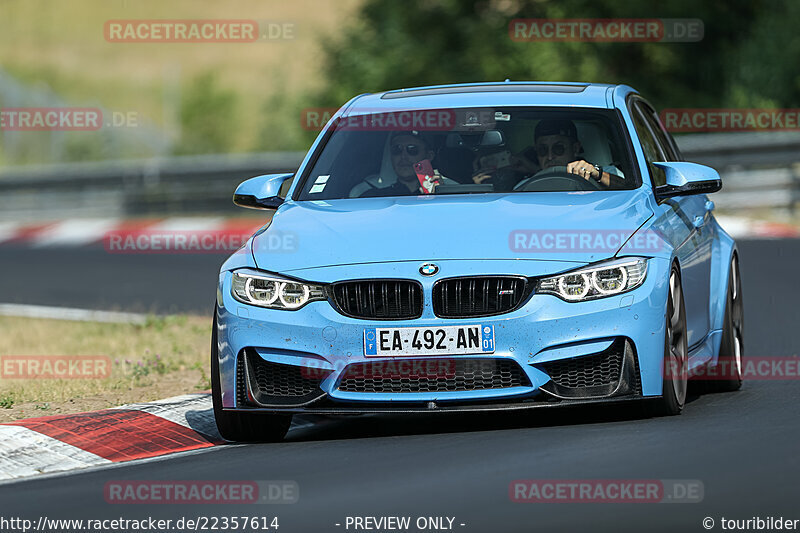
0, 314, 213, 421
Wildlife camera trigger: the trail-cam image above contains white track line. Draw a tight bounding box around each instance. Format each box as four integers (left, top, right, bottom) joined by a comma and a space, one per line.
148, 217, 226, 232
0, 222, 22, 244
0, 303, 147, 325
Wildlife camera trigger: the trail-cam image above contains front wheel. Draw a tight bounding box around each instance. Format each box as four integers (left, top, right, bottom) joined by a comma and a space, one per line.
649, 266, 688, 416
211, 308, 292, 442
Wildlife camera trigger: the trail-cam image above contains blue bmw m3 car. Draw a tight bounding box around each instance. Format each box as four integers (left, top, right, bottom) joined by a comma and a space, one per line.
212, 82, 743, 441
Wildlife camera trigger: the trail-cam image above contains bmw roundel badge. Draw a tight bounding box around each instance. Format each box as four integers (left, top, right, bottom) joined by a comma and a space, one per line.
419, 263, 439, 276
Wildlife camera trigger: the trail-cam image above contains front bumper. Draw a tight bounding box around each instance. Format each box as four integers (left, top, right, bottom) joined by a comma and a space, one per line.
215, 258, 670, 413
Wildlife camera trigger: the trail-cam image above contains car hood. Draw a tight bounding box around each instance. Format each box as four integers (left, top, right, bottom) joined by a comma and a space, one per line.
252, 190, 654, 273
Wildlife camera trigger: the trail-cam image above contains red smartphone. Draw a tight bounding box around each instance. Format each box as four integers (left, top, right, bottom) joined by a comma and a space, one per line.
413, 159, 437, 193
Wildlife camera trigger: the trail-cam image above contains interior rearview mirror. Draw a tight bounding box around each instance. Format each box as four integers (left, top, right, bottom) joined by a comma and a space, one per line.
445, 129, 505, 149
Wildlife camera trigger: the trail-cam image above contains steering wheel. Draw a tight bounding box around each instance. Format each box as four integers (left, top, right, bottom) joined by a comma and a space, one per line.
512, 165, 602, 192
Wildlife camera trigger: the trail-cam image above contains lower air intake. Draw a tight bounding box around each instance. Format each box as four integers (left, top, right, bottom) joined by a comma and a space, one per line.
541, 348, 623, 389
536, 338, 640, 399
239, 349, 330, 407
337, 358, 530, 393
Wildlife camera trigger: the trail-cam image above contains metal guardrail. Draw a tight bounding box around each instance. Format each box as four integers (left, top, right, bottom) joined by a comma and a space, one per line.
675, 131, 800, 169
1, 133, 799, 221
675, 132, 800, 212
0, 152, 305, 222
708, 167, 800, 209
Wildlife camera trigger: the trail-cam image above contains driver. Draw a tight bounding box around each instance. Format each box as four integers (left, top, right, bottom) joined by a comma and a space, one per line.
472, 119, 625, 190
530, 119, 625, 189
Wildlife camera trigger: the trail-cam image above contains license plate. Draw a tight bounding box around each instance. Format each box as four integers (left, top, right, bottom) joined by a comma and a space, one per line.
364, 325, 495, 357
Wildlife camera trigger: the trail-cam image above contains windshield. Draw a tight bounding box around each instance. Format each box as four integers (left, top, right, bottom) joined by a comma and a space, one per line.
296, 107, 638, 201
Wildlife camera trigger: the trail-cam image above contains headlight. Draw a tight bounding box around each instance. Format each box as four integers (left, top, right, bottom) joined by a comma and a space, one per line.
231, 269, 326, 310
536, 258, 648, 302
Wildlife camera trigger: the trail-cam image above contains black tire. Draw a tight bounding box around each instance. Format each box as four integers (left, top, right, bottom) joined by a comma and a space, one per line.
649, 266, 689, 416
211, 308, 292, 442
701, 254, 744, 392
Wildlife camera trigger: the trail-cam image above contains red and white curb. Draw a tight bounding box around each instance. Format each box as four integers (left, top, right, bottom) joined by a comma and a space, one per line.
0, 218, 266, 248
0, 393, 320, 483
0, 216, 796, 248
0, 393, 222, 482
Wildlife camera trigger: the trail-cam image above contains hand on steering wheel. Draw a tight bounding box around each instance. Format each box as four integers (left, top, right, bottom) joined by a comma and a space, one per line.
566, 159, 602, 181
512, 165, 603, 192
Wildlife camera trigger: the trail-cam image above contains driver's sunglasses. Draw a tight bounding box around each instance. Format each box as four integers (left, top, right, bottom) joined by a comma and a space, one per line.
536, 142, 567, 158
391, 144, 421, 156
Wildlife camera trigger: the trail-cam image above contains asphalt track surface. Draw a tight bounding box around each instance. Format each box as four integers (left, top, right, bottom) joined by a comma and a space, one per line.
0, 246, 225, 315
1, 239, 799, 531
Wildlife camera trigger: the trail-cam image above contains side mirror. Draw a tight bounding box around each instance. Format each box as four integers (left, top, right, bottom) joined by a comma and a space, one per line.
653, 162, 722, 199
233, 173, 293, 210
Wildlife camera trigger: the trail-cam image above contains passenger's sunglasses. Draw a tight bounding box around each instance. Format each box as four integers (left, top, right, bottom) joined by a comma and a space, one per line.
536, 142, 567, 158
391, 144, 421, 156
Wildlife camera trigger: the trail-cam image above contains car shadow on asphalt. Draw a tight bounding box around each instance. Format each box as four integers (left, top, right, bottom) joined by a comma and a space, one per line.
282, 393, 711, 443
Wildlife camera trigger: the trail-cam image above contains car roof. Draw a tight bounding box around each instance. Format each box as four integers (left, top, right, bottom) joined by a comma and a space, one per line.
343, 82, 638, 115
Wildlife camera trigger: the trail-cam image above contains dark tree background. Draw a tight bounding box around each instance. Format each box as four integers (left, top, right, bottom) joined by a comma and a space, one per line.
310, 0, 795, 113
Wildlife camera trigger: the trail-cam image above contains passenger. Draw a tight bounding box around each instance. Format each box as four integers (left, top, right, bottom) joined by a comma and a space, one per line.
360, 131, 443, 197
